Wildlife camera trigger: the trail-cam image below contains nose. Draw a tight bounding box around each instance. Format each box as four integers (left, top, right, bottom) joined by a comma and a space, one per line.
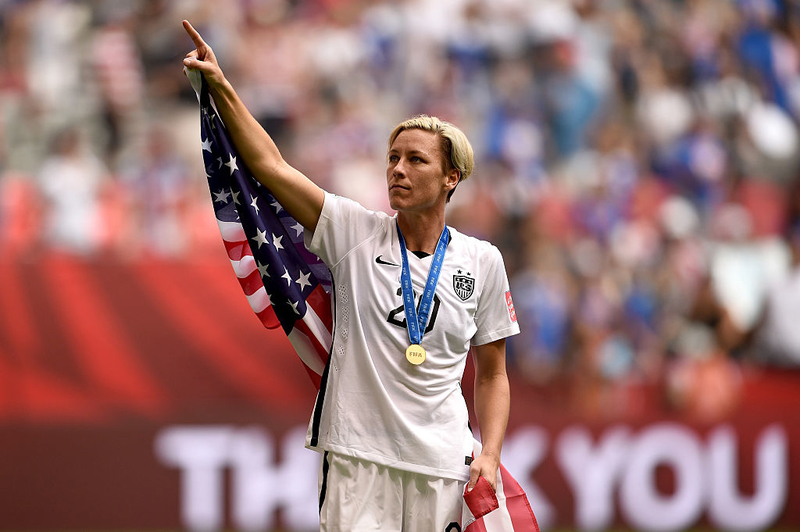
392, 157, 408, 178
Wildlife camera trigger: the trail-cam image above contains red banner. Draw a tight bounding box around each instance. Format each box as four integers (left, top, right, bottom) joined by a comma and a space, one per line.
0, 254, 797, 531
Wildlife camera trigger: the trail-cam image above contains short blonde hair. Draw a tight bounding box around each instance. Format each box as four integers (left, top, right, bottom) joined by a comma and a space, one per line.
388, 115, 475, 201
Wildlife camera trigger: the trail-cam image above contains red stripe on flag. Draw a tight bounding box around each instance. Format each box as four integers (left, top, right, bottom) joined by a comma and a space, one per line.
224, 238, 252, 262
305, 284, 333, 333
255, 306, 280, 329
500, 465, 540, 532
239, 268, 265, 296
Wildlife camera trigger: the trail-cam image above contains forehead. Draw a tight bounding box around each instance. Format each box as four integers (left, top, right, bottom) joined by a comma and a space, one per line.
389, 128, 441, 154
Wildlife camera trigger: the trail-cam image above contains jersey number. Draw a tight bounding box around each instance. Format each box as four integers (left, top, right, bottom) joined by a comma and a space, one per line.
386, 288, 440, 332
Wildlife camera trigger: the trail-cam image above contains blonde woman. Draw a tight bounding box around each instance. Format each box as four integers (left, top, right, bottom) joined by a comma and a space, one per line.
183, 20, 519, 531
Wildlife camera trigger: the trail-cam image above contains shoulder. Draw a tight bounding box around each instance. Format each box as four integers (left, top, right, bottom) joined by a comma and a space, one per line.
322, 192, 393, 226
448, 226, 503, 264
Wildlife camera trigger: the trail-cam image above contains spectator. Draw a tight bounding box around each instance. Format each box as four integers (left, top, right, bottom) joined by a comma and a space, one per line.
0, 0, 798, 415
37, 127, 108, 254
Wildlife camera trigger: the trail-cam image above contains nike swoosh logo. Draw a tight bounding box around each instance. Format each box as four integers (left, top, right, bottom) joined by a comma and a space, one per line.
375, 255, 400, 267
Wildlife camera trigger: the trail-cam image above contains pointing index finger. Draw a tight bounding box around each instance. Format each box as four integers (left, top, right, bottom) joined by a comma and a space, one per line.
182, 20, 207, 48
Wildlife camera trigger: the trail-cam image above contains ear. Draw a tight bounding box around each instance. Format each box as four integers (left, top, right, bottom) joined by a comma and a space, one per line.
444, 167, 461, 193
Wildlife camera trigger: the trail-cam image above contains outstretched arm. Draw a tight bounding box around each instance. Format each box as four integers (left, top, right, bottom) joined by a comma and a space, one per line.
182, 20, 324, 231
469, 337, 510, 492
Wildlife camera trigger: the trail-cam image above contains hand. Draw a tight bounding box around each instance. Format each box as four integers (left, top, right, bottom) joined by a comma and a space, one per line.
467, 451, 500, 493
182, 20, 225, 87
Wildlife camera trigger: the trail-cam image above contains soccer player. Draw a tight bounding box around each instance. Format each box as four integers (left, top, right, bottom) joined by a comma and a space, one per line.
183, 20, 520, 531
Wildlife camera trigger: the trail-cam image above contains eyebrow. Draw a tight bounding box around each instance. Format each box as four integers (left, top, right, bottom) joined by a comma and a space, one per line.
387, 148, 430, 158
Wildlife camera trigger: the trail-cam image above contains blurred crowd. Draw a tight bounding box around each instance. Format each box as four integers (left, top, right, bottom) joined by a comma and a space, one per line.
1, 0, 799, 420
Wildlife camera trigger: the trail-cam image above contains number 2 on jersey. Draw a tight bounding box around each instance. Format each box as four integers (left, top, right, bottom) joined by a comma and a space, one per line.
386, 287, 440, 333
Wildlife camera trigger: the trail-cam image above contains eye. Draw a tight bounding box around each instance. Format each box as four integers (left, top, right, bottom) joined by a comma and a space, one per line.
411, 156, 423, 163
388, 154, 399, 163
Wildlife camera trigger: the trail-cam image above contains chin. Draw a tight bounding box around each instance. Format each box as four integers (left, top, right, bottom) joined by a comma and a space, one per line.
387, 194, 404, 211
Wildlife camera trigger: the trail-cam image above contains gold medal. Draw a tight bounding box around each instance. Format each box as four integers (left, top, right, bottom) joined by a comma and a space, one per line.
405, 344, 426, 365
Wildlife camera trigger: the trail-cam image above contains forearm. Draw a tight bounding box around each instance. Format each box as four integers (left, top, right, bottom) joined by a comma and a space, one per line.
208, 79, 284, 178
205, 78, 324, 230
182, 18, 324, 230
474, 371, 510, 458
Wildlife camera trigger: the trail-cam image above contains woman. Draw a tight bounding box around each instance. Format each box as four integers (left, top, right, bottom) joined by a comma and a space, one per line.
183, 20, 519, 531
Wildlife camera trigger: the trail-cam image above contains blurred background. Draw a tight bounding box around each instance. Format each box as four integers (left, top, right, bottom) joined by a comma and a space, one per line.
0, 0, 799, 531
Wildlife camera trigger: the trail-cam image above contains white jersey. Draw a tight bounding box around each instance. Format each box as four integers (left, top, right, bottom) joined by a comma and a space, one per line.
304, 192, 520, 481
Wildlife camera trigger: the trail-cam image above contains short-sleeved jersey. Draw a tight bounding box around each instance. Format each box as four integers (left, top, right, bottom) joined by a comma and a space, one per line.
304, 192, 520, 481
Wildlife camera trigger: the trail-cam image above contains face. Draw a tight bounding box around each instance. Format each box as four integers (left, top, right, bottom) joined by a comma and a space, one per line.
386, 129, 458, 213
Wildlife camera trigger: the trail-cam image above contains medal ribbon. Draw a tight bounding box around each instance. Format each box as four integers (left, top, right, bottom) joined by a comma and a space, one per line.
396, 220, 449, 347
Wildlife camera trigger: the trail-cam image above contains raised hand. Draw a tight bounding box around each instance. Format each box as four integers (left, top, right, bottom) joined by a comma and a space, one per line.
182, 20, 225, 87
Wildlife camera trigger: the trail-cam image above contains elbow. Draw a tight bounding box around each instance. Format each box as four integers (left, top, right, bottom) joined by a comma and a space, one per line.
475, 371, 509, 391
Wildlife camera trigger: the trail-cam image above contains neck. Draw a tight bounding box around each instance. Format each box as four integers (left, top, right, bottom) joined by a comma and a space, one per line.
397, 210, 446, 254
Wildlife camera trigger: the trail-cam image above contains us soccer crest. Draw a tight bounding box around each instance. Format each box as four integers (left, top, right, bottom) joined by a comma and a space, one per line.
453, 270, 475, 301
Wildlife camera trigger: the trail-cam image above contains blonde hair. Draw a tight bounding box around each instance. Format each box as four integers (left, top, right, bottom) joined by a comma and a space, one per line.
388, 115, 475, 201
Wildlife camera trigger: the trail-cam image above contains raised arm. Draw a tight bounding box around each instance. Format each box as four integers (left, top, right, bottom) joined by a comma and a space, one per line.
182, 20, 324, 231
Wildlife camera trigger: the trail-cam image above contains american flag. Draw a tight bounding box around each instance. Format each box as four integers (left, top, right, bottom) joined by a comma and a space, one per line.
188, 70, 538, 532
193, 74, 332, 389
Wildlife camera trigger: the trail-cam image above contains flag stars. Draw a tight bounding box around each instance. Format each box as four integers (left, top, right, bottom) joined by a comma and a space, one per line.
271, 199, 283, 213
201, 138, 212, 152
297, 270, 312, 292
291, 222, 304, 237
250, 194, 260, 215
225, 154, 238, 175
256, 260, 270, 278
251, 228, 269, 249
289, 300, 301, 315
214, 189, 231, 204
272, 233, 284, 250
281, 267, 293, 286
232, 190, 241, 205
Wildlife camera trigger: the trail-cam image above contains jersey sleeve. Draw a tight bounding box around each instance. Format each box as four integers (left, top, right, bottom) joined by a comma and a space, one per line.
304, 191, 383, 268
471, 245, 521, 346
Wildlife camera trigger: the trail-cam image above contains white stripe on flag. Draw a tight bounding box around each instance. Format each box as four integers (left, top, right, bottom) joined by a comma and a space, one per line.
303, 303, 333, 352
218, 219, 246, 241
245, 286, 270, 314
482, 503, 515, 531
482, 471, 515, 531
230, 254, 257, 278
287, 327, 327, 377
